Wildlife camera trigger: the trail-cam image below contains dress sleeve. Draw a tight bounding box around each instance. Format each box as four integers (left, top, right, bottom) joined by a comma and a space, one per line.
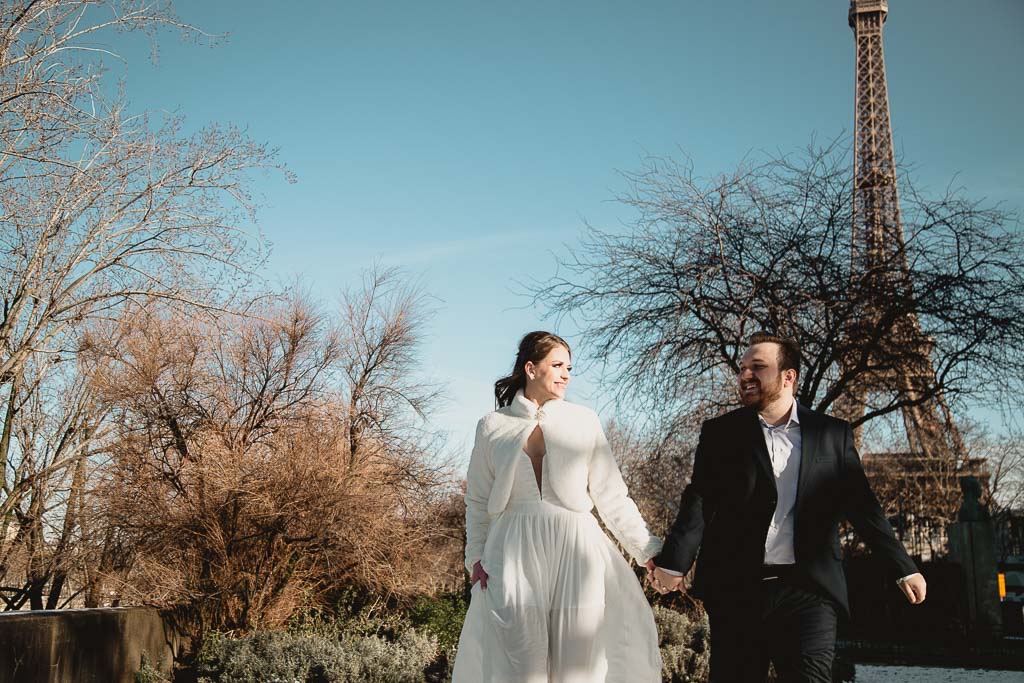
588, 414, 663, 565
464, 417, 495, 573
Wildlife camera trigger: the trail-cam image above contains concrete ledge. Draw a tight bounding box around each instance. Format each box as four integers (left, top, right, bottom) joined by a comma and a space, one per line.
0, 607, 180, 683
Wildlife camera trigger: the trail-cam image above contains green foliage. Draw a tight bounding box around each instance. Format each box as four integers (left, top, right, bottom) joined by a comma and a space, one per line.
407, 592, 468, 653
407, 592, 467, 683
327, 588, 413, 642
653, 604, 711, 683
134, 652, 170, 683
194, 628, 438, 683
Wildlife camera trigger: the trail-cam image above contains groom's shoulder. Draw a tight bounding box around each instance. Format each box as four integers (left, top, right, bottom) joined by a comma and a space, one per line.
703, 406, 753, 431
797, 403, 851, 434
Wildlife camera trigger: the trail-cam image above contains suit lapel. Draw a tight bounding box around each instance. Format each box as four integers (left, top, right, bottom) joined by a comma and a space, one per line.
795, 403, 822, 511
744, 407, 776, 488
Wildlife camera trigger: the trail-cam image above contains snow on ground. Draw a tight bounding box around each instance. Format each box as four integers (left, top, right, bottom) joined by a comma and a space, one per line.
855, 664, 1024, 682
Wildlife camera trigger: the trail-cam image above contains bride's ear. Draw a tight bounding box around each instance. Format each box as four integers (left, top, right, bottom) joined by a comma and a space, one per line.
524, 361, 535, 381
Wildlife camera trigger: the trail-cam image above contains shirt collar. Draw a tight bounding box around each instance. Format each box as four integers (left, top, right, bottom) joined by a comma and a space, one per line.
759, 397, 800, 430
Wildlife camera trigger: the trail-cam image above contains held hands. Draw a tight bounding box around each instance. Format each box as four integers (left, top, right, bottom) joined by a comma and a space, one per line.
898, 572, 927, 604
642, 561, 926, 602
645, 559, 685, 595
471, 561, 489, 590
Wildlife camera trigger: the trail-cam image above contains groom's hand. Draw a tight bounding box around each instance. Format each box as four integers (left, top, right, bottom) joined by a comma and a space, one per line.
646, 562, 684, 594
653, 568, 684, 593
897, 572, 926, 604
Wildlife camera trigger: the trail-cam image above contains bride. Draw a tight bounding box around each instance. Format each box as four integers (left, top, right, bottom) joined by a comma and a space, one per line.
451, 331, 662, 683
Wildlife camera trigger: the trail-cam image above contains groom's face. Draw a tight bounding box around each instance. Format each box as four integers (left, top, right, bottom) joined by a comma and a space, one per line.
737, 343, 785, 409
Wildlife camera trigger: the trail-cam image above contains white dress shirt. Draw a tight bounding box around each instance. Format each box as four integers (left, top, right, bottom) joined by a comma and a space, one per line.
761, 398, 801, 565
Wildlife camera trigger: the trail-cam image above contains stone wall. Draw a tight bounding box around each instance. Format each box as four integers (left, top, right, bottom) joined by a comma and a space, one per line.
0, 607, 180, 683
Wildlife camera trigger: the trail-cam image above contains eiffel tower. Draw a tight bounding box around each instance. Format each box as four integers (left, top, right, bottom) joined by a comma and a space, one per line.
838, 0, 965, 513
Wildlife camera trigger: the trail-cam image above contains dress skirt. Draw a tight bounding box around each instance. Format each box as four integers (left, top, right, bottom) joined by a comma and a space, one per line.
452, 458, 661, 683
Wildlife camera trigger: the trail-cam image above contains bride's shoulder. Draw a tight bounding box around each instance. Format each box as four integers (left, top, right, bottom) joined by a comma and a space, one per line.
555, 400, 601, 427
476, 407, 512, 432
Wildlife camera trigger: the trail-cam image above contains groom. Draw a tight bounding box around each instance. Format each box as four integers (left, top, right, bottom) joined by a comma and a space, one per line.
649, 332, 927, 682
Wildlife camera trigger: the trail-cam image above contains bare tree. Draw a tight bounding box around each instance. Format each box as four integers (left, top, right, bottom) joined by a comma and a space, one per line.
339, 268, 443, 465
531, 139, 1022, 539
0, 349, 108, 610
0, 1, 286, 611
532, 139, 1023, 442
333, 269, 456, 595
0, 0, 280, 383
972, 429, 1024, 516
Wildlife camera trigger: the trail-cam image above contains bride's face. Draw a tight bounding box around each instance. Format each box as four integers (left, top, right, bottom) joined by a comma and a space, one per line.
525, 346, 572, 402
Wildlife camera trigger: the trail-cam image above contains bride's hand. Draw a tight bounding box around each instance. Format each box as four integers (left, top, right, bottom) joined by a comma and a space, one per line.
471, 561, 489, 589
645, 560, 684, 594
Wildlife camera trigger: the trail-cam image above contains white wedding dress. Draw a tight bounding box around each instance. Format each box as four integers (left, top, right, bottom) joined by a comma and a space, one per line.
451, 447, 662, 683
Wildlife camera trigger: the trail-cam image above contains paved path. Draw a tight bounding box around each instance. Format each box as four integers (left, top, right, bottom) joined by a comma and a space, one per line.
856, 664, 1024, 681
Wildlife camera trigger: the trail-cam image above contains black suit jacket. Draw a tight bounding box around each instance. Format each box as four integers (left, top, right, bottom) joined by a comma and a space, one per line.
654, 403, 918, 616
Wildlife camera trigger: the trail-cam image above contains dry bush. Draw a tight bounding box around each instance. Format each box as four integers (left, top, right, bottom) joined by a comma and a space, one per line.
84, 274, 457, 633
104, 412, 446, 630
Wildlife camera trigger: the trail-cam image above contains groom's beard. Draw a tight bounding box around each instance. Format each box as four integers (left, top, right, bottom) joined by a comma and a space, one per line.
739, 373, 784, 410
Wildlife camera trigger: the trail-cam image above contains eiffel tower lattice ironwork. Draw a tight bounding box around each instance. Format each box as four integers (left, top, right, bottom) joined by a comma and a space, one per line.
838, 0, 964, 465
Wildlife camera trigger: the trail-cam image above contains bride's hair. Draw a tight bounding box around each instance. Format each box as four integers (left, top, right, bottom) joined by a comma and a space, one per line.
494, 331, 571, 408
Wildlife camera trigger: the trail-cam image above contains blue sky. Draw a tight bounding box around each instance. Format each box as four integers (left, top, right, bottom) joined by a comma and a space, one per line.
113, 0, 1023, 460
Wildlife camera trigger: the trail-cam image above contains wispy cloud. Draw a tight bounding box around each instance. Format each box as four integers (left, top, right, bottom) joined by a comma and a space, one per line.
348, 228, 578, 269
378, 231, 524, 266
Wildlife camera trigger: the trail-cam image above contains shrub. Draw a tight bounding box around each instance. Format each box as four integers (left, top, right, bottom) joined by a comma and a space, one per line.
328, 589, 413, 642
407, 592, 467, 683
195, 628, 438, 683
653, 604, 711, 683
343, 630, 438, 683
135, 652, 171, 683
407, 592, 468, 653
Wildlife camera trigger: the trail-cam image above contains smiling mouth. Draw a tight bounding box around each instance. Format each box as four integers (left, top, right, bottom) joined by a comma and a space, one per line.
741, 383, 760, 394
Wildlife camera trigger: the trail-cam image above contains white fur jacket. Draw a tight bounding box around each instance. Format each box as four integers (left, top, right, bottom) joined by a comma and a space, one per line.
464, 390, 663, 573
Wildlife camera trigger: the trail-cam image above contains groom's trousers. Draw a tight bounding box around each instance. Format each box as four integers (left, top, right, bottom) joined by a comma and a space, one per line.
706, 568, 838, 683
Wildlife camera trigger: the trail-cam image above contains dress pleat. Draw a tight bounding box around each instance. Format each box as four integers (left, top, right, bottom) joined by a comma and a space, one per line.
453, 453, 661, 682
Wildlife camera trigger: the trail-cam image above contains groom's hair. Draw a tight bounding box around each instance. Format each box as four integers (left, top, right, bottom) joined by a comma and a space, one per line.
747, 331, 801, 380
